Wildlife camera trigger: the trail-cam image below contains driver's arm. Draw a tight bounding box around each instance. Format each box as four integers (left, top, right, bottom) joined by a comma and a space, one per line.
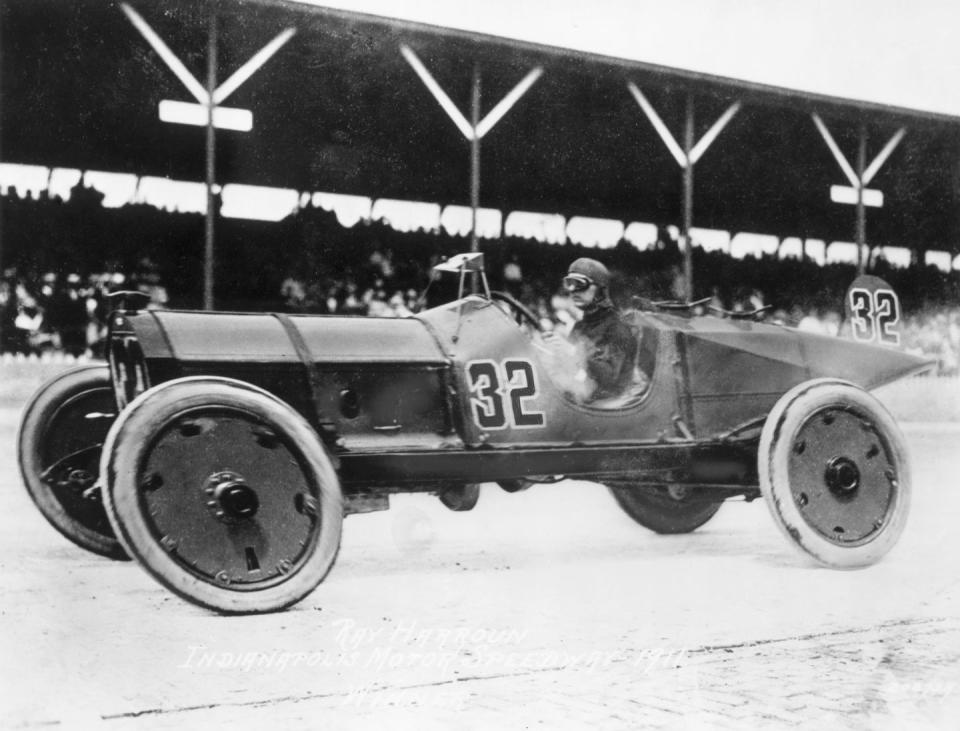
586, 341, 627, 388
585, 322, 638, 397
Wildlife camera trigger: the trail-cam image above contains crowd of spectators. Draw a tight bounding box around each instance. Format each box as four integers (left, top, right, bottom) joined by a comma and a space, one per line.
902, 307, 960, 376
0, 260, 167, 358
2, 243, 958, 375
0, 182, 957, 373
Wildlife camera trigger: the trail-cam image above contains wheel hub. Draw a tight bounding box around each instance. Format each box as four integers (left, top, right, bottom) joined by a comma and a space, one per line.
788, 406, 896, 545
204, 471, 259, 522
824, 456, 860, 498
216, 481, 260, 519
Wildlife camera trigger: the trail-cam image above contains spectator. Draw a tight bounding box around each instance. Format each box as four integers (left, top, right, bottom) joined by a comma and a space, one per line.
13, 293, 49, 355
340, 281, 366, 316
797, 307, 830, 335
280, 273, 307, 312
502, 254, 523, 297
136, 259, 169, 310
389, 291, 413, 317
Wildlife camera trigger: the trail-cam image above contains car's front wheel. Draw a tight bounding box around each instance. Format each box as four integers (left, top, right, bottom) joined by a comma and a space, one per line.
758, 378, 910, 568
101, 376, 342, 613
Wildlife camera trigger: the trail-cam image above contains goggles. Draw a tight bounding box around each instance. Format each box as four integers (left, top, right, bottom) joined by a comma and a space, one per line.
563, 275, 593, 293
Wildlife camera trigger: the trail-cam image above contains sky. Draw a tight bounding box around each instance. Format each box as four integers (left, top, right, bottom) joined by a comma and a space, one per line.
306, 0, 960, 118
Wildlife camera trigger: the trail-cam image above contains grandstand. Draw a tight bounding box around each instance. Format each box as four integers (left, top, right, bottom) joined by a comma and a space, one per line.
0, 0, 958, 372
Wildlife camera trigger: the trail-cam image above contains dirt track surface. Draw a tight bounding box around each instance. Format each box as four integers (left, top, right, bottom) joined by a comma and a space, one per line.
1, 407, 959, 729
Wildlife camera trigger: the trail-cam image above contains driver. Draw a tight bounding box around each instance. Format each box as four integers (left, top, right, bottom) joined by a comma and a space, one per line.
543, 258, 638, 402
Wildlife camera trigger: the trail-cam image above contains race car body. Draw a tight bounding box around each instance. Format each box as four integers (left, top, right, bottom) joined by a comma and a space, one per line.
18, 255, 933, 613
106, 291, 926, 481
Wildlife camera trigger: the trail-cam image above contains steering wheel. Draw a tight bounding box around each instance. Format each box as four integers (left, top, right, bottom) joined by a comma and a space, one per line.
489, 291, 545, 333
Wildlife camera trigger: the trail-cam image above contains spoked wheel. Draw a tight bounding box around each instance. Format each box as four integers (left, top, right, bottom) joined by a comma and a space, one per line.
101, 377, 342, 613
607, 483, 724, 534
17, 365, 127, 559
759, 378, 910, 568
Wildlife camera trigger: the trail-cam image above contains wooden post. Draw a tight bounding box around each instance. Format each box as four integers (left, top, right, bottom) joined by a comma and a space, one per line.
470, 65, 481, 253
204, 1, 218, 310
682, 93, 695, 301
856, 122, 867, 273
470, 64, 481, 292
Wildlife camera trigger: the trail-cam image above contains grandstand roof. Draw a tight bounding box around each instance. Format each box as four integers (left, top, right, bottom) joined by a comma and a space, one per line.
3, 0, 960, 252
307, 0, 960, 123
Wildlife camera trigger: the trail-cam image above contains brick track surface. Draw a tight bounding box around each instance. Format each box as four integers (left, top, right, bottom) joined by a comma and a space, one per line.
2, 407, 958, 730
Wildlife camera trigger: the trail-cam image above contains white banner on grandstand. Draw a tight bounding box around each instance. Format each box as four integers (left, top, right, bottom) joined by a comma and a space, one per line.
830, 185, 884, 208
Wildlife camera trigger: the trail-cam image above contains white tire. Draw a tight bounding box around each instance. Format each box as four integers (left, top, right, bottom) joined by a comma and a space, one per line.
101, 376, 342, 613
758, 378, 910, 568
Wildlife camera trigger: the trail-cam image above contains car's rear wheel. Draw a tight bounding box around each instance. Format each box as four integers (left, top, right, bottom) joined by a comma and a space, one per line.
18, 364, 127, 559
101, 377, 342, 613
607, 483, 724, 534
758, 378, 910, 568
439, 483, 480, 511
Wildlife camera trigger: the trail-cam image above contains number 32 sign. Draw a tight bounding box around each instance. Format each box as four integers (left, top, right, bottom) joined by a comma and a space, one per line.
845, 275, 902, 346
466, 359, 545, 430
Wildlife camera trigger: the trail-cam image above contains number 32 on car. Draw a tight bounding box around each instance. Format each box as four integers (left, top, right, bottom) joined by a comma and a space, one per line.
466, 358, 545, 430
848, 287, 900, 346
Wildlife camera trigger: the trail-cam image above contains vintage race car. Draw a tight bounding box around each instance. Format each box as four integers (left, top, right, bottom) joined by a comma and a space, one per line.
18, 254, 932, 613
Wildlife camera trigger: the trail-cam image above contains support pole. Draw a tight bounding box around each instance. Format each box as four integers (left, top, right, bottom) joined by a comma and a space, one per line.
470, 64, 481, 255
204, 2, 218, 311
400, 45, 540, 267
682, 93, 695, 301
628, 83, 739, 302
469, 64, 481, 293
856, 122, 867, 273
